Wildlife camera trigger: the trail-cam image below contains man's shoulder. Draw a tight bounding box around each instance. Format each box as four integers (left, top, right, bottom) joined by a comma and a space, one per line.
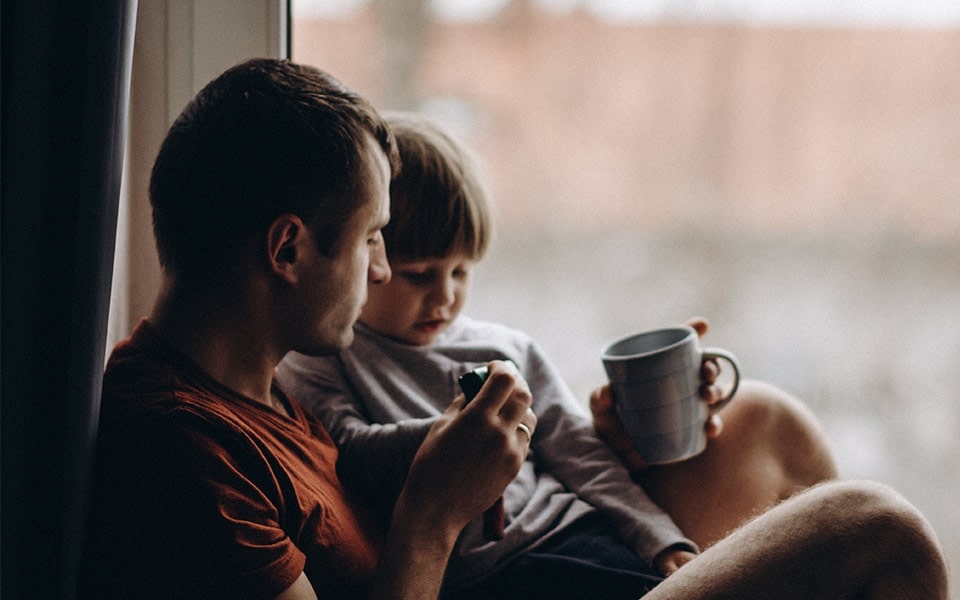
101, 332, 245, 437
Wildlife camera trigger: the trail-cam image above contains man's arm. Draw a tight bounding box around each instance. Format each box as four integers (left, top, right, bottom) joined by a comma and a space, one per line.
277, 361, 535, 600
368, 361, 536, 599
274, 573, 317, 600
366, 494, 463, 600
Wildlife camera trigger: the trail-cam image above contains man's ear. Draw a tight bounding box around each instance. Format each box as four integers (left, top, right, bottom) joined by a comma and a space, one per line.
266, 214, 307, 285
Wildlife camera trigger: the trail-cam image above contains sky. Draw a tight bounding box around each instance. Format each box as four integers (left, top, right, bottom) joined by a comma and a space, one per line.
294, 0, 960, 27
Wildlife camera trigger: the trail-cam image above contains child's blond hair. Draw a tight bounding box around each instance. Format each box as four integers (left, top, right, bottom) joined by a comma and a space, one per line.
383, 112, 491, 261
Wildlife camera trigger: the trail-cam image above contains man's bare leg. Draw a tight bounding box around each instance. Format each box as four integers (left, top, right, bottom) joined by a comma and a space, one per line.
645, 479, 949, 599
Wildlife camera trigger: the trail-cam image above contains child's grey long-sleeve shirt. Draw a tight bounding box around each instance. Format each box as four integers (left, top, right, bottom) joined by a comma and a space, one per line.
276, 316, 695, 590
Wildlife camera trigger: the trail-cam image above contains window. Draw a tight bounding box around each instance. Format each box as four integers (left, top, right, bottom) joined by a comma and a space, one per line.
292, 0, 960, 581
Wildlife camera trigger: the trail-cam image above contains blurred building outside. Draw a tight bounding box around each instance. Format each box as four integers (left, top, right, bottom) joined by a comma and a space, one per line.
293, 0, 960, 592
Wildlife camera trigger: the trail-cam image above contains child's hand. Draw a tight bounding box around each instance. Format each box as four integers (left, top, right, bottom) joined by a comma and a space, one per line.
654, 547, 697, 576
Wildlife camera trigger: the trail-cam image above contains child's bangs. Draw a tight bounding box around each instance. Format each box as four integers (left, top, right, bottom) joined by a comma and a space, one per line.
384, 111, 492, 261
388, 184, 488, 261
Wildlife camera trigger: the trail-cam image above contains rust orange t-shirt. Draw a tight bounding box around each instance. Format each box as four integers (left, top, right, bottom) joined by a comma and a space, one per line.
78, 320, 381, 599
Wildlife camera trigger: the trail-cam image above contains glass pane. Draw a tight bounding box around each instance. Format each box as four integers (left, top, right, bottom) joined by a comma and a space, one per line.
292, 0, 960, 582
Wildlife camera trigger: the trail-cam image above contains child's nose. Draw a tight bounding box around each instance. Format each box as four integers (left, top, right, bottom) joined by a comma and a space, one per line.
428, 278, 455, 306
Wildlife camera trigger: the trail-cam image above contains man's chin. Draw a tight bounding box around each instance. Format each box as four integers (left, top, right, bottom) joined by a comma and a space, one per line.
296, 329, 355, 357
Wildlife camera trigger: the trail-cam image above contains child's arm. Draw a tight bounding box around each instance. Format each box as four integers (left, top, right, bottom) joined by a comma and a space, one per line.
519, 341, 698, 566
276, 353, 436, 509
333, 416, 436, 511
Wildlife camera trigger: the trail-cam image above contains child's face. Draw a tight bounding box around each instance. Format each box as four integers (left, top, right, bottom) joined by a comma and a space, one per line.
360, 252, 476, 346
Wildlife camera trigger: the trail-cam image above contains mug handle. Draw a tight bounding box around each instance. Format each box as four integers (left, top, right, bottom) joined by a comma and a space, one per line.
701, 348, 740, 415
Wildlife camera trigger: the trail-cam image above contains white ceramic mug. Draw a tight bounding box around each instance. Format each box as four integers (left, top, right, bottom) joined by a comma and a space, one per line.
601, 326, 740, 465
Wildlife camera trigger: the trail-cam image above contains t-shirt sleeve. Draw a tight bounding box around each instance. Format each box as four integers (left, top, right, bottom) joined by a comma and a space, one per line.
82, 405, 306, 599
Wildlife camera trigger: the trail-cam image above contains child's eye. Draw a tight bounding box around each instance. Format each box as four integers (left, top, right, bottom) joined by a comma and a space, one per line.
453, 268, 469, 280
402, 271, 432, 285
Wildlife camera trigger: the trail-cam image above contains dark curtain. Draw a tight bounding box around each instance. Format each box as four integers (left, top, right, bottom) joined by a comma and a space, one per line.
1, 1, 138, 599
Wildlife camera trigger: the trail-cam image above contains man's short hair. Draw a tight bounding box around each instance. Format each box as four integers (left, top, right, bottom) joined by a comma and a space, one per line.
149, 58, 398, 279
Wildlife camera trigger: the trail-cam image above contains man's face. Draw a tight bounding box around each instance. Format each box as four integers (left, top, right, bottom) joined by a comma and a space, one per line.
293, 134, 392, 356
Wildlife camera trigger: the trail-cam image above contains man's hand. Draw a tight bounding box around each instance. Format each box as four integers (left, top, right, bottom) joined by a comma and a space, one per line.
372, 361, 535, 600
590, 384, 649, 472
590, 317, 725, 473
398, 360, 535, 540
689, 317, 725, 439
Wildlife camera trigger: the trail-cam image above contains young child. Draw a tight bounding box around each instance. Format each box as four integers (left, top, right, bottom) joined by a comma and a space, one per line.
276, 113, 834, 599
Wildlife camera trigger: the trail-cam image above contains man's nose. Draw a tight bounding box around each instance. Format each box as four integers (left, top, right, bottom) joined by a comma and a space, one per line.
369, 245, 391, 284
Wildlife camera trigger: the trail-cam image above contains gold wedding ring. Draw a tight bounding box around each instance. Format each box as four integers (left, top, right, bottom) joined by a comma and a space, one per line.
516, 422, 532, 443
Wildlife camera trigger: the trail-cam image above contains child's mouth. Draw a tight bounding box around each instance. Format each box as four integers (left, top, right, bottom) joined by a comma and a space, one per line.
414, 319, 446, 333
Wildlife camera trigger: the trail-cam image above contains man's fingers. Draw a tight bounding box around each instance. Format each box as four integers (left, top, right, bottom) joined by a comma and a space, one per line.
701, 357, 720, 383
686, 317, 709, 337
705, 413, 724, 438
463, 361, 528, 415
589, 384, 613, 413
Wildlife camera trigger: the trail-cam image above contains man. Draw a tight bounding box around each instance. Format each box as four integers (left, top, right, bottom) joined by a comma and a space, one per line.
78, 58, 948, 599
77, 58, 536, 600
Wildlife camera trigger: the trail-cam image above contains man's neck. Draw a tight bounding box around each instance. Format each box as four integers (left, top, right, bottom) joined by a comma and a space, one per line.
148, 277, 282, 408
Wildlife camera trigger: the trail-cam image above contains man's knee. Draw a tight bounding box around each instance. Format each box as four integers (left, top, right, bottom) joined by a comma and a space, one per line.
724, 380, 838, 489
808, 480, 941, 549
720, 380, 804, 438
727, 380, 815, 427
810, 480, 948, 594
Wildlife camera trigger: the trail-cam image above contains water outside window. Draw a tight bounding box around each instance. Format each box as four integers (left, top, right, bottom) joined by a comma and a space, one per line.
292, 0, 960, 591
